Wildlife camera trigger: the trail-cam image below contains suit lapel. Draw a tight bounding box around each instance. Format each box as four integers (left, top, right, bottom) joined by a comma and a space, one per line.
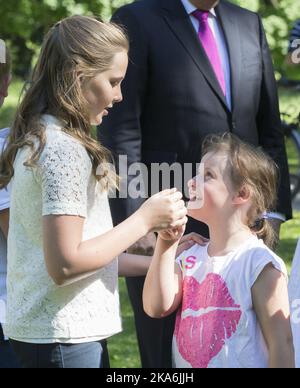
215, 1, 242, 114
161, 0, 228, 109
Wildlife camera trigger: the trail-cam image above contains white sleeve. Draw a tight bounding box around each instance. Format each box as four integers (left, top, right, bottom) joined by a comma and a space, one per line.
38, 135, 92, 217
250, 248, 288, 288
0, 187, 10, 211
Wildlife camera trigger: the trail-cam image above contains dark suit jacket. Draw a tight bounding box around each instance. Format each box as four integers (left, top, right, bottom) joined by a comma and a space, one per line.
98, 0, 292, 229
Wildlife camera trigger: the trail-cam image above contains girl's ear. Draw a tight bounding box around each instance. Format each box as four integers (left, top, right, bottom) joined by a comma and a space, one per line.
76, 71, 84, 85
232, 185, 251, 205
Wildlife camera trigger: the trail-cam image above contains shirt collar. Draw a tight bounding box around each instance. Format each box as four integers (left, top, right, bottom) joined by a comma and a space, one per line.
181, 0, 217, 18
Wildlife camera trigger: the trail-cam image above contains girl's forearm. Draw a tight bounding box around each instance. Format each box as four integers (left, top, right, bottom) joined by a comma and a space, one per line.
143, 237, 179, 318
269, 342, 295, 368
56, 212, 149, 284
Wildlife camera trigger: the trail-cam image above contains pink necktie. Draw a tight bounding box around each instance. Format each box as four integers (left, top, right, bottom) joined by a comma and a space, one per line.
193, 10, 226, 96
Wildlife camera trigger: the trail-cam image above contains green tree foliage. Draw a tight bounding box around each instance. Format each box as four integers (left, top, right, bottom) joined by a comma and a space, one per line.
0, 0, 130, 77
0, 0, 298, 77
232, 0, 299, 74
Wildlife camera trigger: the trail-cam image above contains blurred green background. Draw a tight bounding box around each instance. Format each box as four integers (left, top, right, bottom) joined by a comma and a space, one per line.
1, 0, 300, 368
1, 0, 299, 80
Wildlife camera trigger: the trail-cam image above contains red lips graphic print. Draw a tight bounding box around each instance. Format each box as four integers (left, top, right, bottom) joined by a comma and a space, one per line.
174, 273, 242, 368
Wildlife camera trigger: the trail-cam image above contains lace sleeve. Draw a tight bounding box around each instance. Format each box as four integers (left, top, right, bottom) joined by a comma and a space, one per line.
38, 133, 92, 217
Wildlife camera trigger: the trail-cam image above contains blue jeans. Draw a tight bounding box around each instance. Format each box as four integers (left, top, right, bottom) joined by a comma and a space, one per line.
9, 339, 110, 368
0, 325, 20, 368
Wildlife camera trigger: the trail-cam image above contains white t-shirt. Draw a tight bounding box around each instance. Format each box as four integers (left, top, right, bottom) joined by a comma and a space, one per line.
173, 235, 287, 368
4, 115, 122, 343
0, 127, 10, 325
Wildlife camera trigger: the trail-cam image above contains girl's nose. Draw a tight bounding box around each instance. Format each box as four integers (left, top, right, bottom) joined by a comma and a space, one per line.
114, 85, 123, 104
114, 92, 123, 103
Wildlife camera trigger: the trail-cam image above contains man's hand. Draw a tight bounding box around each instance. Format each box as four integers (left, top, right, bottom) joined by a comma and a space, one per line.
127, 232, 157, 256
126, 230, 209, 257
159, 225, 186, 242
176, 232, 209, 257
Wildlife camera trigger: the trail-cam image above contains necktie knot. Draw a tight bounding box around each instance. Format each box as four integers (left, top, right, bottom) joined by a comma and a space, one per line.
192, 10, 209, 23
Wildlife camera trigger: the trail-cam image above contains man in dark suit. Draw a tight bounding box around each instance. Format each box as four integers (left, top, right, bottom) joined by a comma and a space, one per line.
98, 0, 292, 368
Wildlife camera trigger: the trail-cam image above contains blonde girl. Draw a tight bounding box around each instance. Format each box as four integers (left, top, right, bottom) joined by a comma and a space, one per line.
0, 16, 187, 368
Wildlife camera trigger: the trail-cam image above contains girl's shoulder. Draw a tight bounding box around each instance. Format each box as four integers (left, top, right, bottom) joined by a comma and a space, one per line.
237, 237, 288, 286
243, 237, 285, 265
42, 115, 84, 147
40, 115, 90, 163
179, 242, 208, 258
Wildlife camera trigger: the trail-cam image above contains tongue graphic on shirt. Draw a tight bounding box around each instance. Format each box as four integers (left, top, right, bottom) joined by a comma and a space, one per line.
175, 273, 242, 368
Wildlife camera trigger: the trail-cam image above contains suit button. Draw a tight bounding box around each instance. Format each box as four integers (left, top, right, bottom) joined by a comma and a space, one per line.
232, 121, 236, 130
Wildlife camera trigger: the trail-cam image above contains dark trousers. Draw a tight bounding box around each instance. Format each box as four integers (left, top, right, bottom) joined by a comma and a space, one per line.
0, 324, 20, 368
126, 277, 176, 368
9, 339, 110, 369
127, 217, 209, 368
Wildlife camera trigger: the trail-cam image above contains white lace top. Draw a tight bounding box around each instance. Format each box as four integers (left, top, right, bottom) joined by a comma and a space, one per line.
4, 115, 122, 343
